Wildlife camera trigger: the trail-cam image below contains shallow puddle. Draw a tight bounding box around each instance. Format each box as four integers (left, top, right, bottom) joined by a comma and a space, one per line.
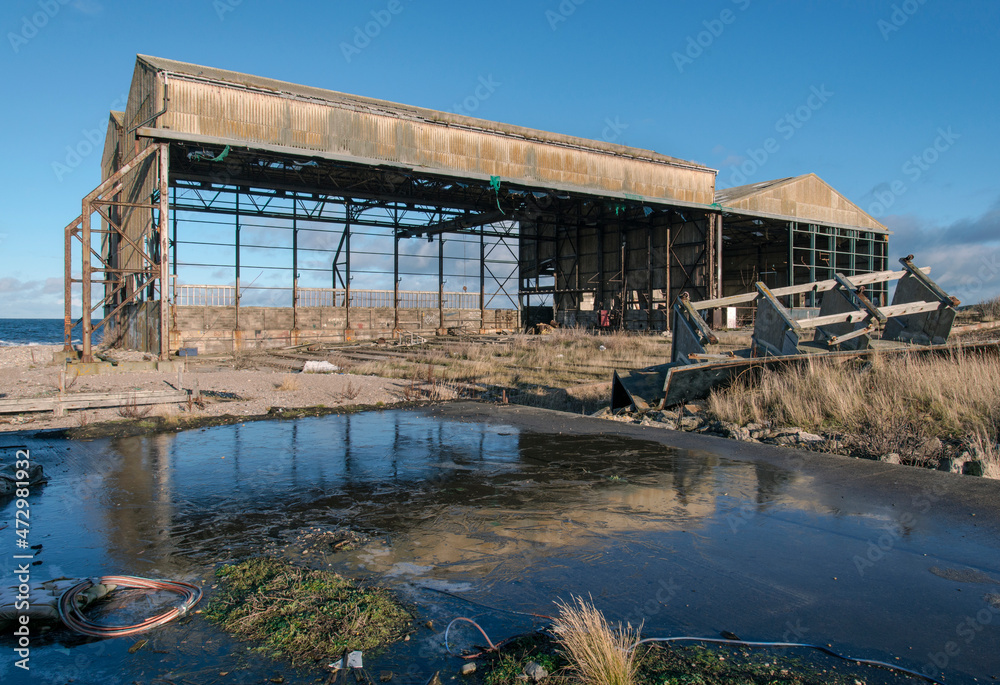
1, 407, 998, 684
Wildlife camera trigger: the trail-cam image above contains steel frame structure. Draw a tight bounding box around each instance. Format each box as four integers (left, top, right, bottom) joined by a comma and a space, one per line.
64, 143, 170, 362
168, 181, 521, 336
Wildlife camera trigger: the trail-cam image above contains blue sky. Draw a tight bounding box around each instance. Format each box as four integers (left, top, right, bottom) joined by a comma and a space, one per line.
0, 0, 998, 317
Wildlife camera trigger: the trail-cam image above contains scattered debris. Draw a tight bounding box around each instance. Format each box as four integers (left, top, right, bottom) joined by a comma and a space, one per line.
329, 651, 364, 670
303, 360, 341, 374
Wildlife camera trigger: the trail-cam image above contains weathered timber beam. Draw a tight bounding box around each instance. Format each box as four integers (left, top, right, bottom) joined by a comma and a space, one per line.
692, 267, 930, 310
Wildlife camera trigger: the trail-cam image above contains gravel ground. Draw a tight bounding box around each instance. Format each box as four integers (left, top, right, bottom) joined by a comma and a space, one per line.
0, 345, 423, 432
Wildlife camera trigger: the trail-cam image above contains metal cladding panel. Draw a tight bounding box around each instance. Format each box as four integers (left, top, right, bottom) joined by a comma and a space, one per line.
153, 72, 715, 205
718, 174, 886, 232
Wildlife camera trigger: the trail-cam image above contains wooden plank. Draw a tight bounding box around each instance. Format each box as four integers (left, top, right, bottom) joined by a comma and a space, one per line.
800, 300, 944, 330
0, 390, 188, 415
835, 273, 886, 323
692, 267, 929, 310
755, 283, 802, 332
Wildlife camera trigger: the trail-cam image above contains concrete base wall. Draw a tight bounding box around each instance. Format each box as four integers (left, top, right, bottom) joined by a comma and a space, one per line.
168, 306, 519, 354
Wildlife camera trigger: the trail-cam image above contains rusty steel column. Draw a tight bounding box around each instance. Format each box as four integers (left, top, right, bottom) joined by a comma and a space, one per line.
393, 234, 400, 334
647, 223, 653, 330
235, 192, 241, 339
717, 214, 723, 299
158, 143, 170, 360
292, 199, 299, 332
437, 234, 445, 335
64, 217, 76, 351
344, 203, 352, 335
81, 200, 92, 362
479, 224, 486, 333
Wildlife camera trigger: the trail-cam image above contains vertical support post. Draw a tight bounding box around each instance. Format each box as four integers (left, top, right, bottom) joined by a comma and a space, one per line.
479, 223, 486, 333
553, 216, 560, 325
596, 221, 605, 312
344, 201, 352, 334
81, 202, 92, 362
665, 218, 672, 330
716, 213, 723, 299
171, 187, 178, 278
393, 233, 400, 334
437, 231, 445, 335
809, 225, 816, 307
706, 214, 715, 302
292, 198, 298, 332
646, 222, 653, 330
64, 218, 74, 351
235, 191, 241, 338
787, 221, 795, 308
158, 143, 170, 360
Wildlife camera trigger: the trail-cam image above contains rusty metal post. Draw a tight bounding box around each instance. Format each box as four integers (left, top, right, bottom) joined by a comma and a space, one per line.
292, 199, 298, 331
344, 202, 352, 334
158, 143, 170, 360
437, 233, 445, 335
393, 234, 400, 334
81, 201, 92, 363
64, 217, 77, 351
647, 222, 653, 330
235, 192, 241, 338
479, 224, 486, 332
716, 213, 723, 300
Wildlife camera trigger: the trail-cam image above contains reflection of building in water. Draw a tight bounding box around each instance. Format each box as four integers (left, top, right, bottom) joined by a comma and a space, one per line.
102, 434, 179, 573
95, 412, 813, 582
97, 413, 521, 568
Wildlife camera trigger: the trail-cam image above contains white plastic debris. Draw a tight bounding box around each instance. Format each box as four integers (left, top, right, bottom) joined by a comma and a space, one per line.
329, 651, 364, 670
303, 361, 340, 374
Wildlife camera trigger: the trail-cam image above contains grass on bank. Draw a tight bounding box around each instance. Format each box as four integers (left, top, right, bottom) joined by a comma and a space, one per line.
707, 349, 1000, 474
205, 557, 411, 666
482, 598, 921, 685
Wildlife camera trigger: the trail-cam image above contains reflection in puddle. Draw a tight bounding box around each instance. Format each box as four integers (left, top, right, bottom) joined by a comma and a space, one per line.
3, 409, 998, 684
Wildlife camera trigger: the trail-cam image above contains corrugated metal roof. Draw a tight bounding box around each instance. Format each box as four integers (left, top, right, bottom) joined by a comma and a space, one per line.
716, 173, 887, 233
129, 55, 718, 206
137, 54, 708, 171
714, 177, 798, 205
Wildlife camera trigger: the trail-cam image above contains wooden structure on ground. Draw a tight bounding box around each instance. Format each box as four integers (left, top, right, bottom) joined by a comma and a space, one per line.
612, 256, 971, 411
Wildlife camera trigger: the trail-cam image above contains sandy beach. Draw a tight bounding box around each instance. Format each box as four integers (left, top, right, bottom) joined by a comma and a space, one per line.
0, 344, 416, 432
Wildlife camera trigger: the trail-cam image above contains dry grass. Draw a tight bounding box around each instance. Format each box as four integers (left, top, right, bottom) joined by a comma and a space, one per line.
553, 596, 640, 685
117, 393, 153, 419
974, 296, 1000, 322
275, 374, 301, 392
350, 329, 670, 412
708, 350, 1000, 467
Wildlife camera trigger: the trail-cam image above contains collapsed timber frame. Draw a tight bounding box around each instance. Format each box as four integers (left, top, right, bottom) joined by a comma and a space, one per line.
612, 256, 967, 411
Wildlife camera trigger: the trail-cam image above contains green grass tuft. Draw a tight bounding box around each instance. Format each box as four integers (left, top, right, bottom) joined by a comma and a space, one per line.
206, 557, 411, 665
